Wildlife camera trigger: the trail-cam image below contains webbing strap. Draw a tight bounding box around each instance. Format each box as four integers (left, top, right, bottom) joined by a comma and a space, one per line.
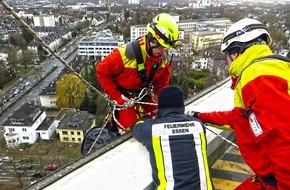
132, 40, 147, 88
261, 54, 290, 62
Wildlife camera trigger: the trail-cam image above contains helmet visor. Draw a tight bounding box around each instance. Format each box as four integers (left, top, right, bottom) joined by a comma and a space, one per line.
149, 22, 181, 49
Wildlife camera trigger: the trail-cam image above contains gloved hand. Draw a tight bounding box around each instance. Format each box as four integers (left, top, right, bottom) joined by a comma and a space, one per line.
186, 110, 200, 118
115, 95, 135, 109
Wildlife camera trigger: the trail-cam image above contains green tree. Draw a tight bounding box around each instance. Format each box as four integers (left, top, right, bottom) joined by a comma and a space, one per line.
22, 50, 33, 72
0, 63, 12, 89
21, 26, 34, 45
9, 33, 26, 47
7, 51, 18, 79
80, 92, 97, 114
80, 61, 93, 82
124, 9, 130, 22
56, 73, 86, 109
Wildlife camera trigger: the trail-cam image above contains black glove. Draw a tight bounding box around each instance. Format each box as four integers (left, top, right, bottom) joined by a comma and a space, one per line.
186, 111, 200, 118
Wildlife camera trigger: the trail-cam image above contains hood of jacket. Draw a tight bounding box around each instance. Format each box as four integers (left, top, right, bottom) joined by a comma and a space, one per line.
229, 44, 273, 78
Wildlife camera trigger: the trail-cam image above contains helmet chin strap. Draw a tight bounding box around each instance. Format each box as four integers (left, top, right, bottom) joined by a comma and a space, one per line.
146, 36, 159, 57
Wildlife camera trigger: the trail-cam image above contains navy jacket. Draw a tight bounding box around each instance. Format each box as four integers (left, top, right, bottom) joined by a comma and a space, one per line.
132, 107, 213, 190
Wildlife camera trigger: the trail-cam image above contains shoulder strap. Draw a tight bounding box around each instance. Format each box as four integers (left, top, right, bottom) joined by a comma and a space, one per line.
260, 54, 290, 62
132, 40, 148, 88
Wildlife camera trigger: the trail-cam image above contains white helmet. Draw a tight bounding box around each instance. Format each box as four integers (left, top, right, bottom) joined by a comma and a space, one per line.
221, 18, 272, 53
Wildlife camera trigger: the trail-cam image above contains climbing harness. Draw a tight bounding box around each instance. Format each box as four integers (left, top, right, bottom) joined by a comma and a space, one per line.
82, 86, 157, 155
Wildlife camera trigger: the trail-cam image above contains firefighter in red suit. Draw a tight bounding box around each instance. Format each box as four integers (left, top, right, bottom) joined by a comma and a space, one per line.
96, 13, 180, 131
187, 18, 290, 189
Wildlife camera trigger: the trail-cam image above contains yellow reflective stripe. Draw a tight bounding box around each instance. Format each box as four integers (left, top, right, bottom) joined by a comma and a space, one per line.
135, 120, 145, 125
235, 60, 290, 108
206, 123, 232, 131
138, 62, 145, 71
201, 132, 213, 190
152, 136, 166, 189
288, 81, 290, 96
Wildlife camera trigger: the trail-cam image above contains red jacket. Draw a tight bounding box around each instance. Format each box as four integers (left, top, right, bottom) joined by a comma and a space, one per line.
96, 36, 172, 102
199, 45, 290, 189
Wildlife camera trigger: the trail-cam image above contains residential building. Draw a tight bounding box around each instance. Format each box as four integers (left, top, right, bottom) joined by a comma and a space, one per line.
130, 25, 185, 42
130, 18, 229, 42
39, 81, 57, 108
192, 56, 210, 70
3, 103, 46, 148
189, 31, 224, 51
128, 0, 140, 4
179, 18, 230, 40
189, 0, 212, 8
78, 29, 125, 61
130, 25, 147, 41
54, 108, 76, 134
33, 15, 56, 27
28, 26, 72, 53
36, 117, 56, 140
57, 110, 95, 144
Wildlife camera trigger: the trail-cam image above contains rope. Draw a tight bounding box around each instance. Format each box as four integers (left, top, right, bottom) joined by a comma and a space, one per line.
0, 0, 110, 103
87, 107, 112, 154
205, 125, 238, 148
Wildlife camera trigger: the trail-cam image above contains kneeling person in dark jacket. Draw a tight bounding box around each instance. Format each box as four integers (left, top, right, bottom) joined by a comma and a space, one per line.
132, 86, 213, 190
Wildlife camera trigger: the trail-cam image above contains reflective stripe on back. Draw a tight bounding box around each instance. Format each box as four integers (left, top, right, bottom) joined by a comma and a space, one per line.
152, 121, 212, 190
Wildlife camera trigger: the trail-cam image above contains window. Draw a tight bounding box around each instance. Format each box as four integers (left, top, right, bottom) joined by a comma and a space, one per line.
8, 128, 15, 133
62, 131, 68, 135
71, 131, 74, 135
23, 136, 29, 140
63, 137, 69, 141
22, 128, 27, 132
77, 132, 81, 135
72, 138, 75, 142
78, 138, 82, 142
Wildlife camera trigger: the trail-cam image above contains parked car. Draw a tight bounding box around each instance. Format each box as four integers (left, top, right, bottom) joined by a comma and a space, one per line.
43, 163, 58, 171
16, 163, 32, 170
0, 156, 10, 162
25, 81, 31, 86
31, 171, 42, 178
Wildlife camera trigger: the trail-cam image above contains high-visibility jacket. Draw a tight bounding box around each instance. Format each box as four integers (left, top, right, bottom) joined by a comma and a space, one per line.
96, 36, 172, 129
199, 45, 290, 189
132, 107, 213, 190
96, 35, 171, 101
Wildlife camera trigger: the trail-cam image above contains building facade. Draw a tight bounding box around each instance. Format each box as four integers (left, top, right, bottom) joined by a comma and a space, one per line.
33, 15, 56, 27
190, 31, 224, 51
57, 110, 94, 144
3, 103, 46, 148
78, 29, 125, 61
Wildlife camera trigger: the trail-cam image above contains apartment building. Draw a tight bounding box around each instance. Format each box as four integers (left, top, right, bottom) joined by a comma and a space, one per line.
3, 103, 47, 148
190, 31, 224, 51
33, 15, 56, 27
78, 29, 125, 61
57, 110, 94, 144
128, 0, 140, 4
39, 81, 57, 108
130, 25, 185, 42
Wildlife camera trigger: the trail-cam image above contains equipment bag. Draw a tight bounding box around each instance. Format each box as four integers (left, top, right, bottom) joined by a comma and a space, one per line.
81, 126, 119, 155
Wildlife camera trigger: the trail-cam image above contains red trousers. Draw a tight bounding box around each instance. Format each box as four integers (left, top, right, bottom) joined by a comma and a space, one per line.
117, 103, 157, 130
235, 175, 277, 190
